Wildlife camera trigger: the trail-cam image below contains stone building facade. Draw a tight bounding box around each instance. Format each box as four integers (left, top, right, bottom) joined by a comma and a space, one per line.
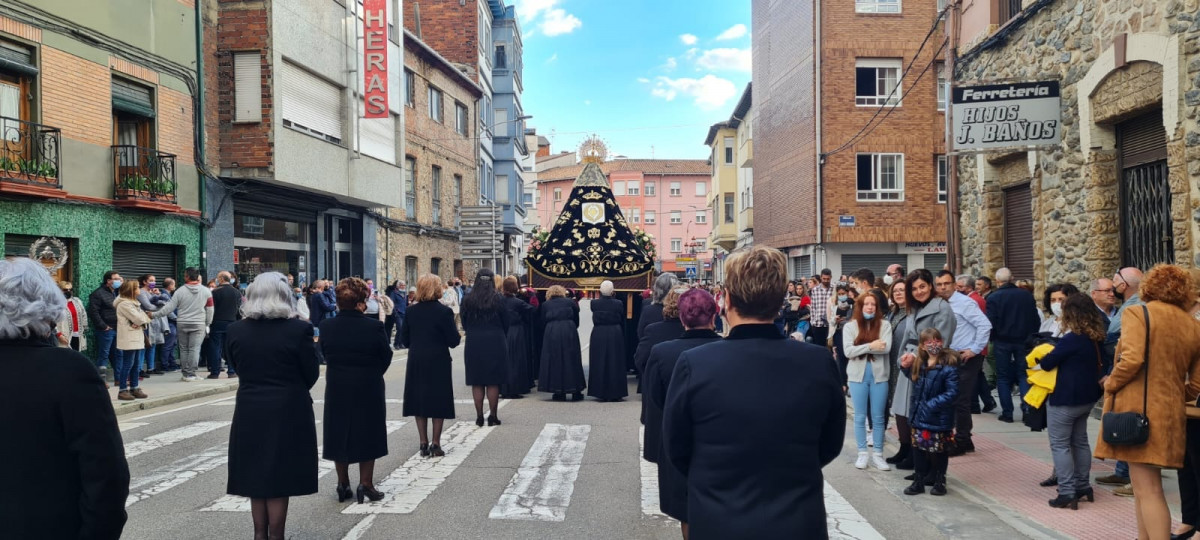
376, 30, 482, 286
954, 0, 1200, 289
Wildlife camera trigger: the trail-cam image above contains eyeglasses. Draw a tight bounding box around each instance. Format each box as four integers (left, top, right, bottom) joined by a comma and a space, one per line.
1094, 288, 1114, 294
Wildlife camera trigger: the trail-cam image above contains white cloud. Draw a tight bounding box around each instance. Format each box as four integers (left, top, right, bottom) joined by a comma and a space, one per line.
515, 0, 558, 23
636, 77, 651, 83
696, 48, 751, 72
546, 53, 558, 63
541, 8, 582, 36
680, 33, 698, 45
715, 24, 747, 41
684, 48, 699, 61
662, 57, 678, 71
650, 75, 737, 110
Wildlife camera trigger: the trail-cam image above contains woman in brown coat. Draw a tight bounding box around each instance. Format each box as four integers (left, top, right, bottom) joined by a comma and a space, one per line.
1094, 264, 1200, 539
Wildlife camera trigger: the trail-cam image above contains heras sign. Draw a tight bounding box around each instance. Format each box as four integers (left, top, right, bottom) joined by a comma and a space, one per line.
362, 0, 389, 119
951, 81, 1061, 152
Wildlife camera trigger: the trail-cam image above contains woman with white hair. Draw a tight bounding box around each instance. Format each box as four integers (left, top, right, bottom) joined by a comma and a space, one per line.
0, 257, 130, 539
588, 280, 629, 402
223, 272, 319, 540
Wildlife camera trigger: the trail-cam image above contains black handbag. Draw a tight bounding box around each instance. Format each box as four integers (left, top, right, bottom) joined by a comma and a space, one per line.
1101, 305, 1151, 446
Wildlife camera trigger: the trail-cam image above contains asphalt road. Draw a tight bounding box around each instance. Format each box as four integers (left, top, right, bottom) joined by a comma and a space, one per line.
118, 300, 1051, 540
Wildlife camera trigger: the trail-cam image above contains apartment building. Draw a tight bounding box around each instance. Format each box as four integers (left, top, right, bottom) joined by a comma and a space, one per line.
752, 0, 949, 279
704, 122, 738, 282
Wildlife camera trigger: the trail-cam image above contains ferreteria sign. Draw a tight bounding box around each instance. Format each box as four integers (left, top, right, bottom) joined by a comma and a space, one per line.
362, 0, 389, 118
951, 81, 1061, 152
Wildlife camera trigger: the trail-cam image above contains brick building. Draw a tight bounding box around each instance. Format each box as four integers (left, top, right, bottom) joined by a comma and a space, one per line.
534, 160, 713, 277
378, 30, 483, 286
752, 0, 949, 279
0, 3, 205, 301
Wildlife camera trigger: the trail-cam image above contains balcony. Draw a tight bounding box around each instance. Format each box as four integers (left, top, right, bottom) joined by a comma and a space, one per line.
0, 116, 64, 199
112, 145, 180, 212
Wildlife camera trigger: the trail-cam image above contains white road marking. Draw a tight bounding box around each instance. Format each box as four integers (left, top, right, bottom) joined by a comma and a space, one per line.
342, 421, 495, 515
825, 481, 886, 540
123, 421, 230, 459
340, 514, 377, 540
488, 423, 591, 522
638, 427, 672, 520
118, 422, 148, 432
126, 443, 229, 508
200, 421, 408, 513
125, 395, 236, 419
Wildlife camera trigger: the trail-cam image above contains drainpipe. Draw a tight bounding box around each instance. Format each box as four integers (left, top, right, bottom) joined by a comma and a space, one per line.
946, 0, 963, 274
814, 0, 825, 269
195, 0, 208, 274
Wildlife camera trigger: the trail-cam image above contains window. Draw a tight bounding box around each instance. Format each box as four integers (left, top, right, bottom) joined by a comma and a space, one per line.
233, 52, 262, 122
695, 182, 707, 197
645, 210, 656, 224
628, 180, 640, 195
670, 211, 681, 224
937, 155, 948, 204
494, 107, 508, 137
112, 78, 155, 153
670, 182, 681, 196
553, 188, 562, 201
936, 62, 947, 111
404, 157, 416, 218
495, 44, 507, 69
0, 41, 34, 124
856, 0, 900, 13
431, 257, 441, 275
405, 256, 418, 286
724, 137, 734, 164
645, 182, 656, 196
613, 181, 626, 196
404, 69, 415, 107
455, 102, 468, 135
428, 86, 443, 122
495, 174, 509, 204
855, 59, 902, 107
523, 192, 534, 206
432, 166, 443, 223
856, 153, 905, 201
281, 61, 342, 143
695, 210, 707, 224
454, 174, 463, 227
630, 208, 640, 223
671, 238, 682, 253
696, 238, 707, 251
724, 193, 735, 223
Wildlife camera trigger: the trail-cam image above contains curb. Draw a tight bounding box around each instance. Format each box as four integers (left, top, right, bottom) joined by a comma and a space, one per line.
113, 381, 240, 416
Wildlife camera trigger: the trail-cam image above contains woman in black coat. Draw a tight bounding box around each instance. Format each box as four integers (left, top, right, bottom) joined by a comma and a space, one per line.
539, 285, 585, 401
224, 272, 320, 540
319, 277, 393, 504
635, 288, 685, 416
500, 276, 536, 398
644, 288, 723, 525
0, 258, 129, 540
402, 274, 462, 457
460, 269, 510, 426
588, 280, 628, 402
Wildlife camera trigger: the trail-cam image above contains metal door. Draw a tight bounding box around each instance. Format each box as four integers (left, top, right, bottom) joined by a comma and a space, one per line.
1118, 110, 1173, 269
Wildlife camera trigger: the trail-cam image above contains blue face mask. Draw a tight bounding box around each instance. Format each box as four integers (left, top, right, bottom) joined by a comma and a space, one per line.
837, 295, 848, 303
863, 313, 875, 320
111, 279, 123, 290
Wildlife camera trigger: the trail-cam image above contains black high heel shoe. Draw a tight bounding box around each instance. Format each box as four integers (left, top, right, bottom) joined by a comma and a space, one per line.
429, 443, 445, 457
487, 415, 501, 426
1172, 527, 1197, 540
1039, 475, 1058, 487
552, 393, 566, 402
1076, 487, 1094, 502
419, 443, 430, 458
476, 415, 485, 427
336, 483, 353, 503
356, 484, 384, 504
1048, 494, 1078, 509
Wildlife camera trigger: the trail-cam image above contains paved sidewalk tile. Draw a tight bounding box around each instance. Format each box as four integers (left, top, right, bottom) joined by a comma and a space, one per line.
108, 374, 239, 416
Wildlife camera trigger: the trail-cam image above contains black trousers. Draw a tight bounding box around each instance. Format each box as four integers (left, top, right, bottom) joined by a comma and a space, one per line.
955, 354, 985, 445
1181, 419, 1200, 526
914, 450, 949, 483
809, 325, 830, 348
383, 314, 396, 344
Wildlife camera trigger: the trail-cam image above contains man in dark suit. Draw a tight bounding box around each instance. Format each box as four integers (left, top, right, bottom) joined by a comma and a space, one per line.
663, 245, 845, 539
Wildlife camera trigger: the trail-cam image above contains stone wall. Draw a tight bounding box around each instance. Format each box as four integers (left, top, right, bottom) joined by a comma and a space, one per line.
955, 0, 1200, 289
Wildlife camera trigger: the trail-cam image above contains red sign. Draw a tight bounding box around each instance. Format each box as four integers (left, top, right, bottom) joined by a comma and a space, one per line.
362, 0, 389, 118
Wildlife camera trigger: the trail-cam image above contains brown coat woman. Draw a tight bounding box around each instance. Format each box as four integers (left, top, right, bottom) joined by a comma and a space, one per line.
1094, 264, 1200, 539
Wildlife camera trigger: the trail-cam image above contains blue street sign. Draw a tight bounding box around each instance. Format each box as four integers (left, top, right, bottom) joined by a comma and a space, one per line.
685, 267, 697, 278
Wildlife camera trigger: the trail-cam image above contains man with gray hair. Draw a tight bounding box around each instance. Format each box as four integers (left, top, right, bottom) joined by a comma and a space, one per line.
149, 267, 213, 381
957, 273, 997, 414
985, 267, 1040, 423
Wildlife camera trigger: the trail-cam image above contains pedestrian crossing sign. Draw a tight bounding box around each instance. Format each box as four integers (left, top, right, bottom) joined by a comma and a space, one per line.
685, 267, 696, 278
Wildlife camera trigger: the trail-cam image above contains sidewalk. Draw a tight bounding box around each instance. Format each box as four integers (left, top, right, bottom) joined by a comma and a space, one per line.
911, 407, 1181, 540
107, 372, 239, 416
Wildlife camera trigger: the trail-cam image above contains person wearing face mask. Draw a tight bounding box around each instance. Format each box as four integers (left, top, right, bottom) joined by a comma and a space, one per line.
57, 281, 89, 353
831, 283, 855, 389
87, 271, 123, 379
884, 264, 906, 289
1091, 267, 1145, 495
843, 292, 893, 470
294, 287, 310, 321
1039, 284, 1080, 338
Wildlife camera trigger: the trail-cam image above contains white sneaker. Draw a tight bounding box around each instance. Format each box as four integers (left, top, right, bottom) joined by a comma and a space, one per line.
181, 375, 198, 382
870, 451, 891, 471
855, 451, 869, 469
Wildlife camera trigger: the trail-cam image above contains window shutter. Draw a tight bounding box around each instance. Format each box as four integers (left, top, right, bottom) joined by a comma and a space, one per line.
112, 78, 155, 118
1003, 183, 1034, 280
112, 242, 178, 282
0, 40, 36, 75
923, 254, 947, 272
234, 52, 262, 122
1119, 110, 1167, 167
281, 61, 343, 140
792, 255, 811, 279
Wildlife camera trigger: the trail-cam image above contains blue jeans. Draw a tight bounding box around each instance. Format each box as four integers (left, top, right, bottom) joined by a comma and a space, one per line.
144, 341, 157, 371
993, 341, 1030, 416
393, 314, 405, 348
116, 348, 142, 390
1115, 460, 1129, 478
208, 321, 233, 375
94, 328, 119, 370
162, 321, 179, 369
849, 366, 889, 451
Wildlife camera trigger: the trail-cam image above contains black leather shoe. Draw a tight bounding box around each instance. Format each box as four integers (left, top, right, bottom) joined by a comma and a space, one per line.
552, 393, 566, 402
903, 480, 925, 495
1077, 487, 1094, 502
885, 446, 909, 464
419, 443, 430, 458
429, 444, 445, 457
475, 416, 484, 427
1048, 494, 1078, 509
356, 484, 384, 504
997, 414, 1014, 423
982, 401, 998, 413
336, 483, 353, 502
895, 458, 914, 470
487, 415, 501, 426
931, 482, 947, 496
571, 393, 584, 402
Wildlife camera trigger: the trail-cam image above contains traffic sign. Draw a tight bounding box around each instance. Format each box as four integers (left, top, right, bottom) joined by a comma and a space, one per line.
685, 267, 697, 278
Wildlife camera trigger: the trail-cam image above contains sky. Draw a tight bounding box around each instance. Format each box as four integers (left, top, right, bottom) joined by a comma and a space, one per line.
513, 0, 752, 161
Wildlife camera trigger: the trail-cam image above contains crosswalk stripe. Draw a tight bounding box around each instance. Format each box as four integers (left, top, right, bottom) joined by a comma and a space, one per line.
126, 443, 229, 508
638, 427, 672, 520
119, 422, 148, 432
124, 421, 231, 459
340, 514, 377, 540
219, 399, 484, 406
127, 396, 236, 419
199, 421, 408, 513
488, 423, 591, 522
825, 481, 886, 540
342, 421, 496, 515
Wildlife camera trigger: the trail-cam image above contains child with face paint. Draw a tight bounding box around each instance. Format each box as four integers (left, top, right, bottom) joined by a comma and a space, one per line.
901, 327, 961, 497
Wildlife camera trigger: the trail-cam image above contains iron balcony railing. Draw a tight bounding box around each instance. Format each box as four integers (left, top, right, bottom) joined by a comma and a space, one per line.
0, 115, 62, 188
112, 145, 177, 203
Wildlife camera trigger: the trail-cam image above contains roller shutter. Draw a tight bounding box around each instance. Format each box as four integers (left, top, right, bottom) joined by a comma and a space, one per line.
112, 78, 155, 118
923, 254, 947, 272
3, 233, 38, 258
1003, 183, 1034, 281
113, 242, 179, 282
233, 52, 262, 122
281, 61, 343, 142
841, 254, 906, 280
792, 255, 811, 279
